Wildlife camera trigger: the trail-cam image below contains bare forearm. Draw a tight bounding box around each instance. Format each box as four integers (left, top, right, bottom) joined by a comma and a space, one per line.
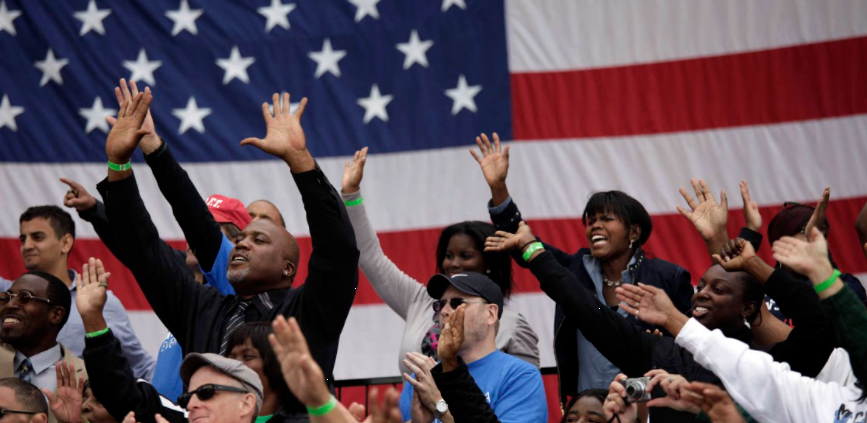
743, 256, 774, 284
80, 311, 108, 334
285, 149, 316, 174
489, 182, 510, 207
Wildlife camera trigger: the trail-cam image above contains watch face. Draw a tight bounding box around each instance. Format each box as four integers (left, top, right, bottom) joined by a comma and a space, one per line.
436, 400, 448, 413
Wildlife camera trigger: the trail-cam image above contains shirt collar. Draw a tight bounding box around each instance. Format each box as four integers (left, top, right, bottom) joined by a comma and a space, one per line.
67, 269, 78, 291
14, 343, 63, 374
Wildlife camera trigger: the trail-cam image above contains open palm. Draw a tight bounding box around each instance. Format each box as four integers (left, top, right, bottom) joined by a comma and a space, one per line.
242, 93, 308, 162
105, 91, 152, 164
677, 179, 727, 242
469, 133, 509, 187
616, 284, 675, 326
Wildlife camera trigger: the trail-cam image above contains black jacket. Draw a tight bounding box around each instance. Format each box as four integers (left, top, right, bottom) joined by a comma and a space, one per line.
84, 330, 186, 423
430, 358, 500, 423
488, 198, 694, 403
529, 251, 835, 423
97, 143, 359, 414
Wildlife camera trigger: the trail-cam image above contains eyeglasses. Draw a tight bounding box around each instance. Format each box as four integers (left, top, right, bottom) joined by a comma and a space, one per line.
0, 291, 55, 306
0, 409, 38, 419
177, 384, 249, 409
432, 298, 487, 313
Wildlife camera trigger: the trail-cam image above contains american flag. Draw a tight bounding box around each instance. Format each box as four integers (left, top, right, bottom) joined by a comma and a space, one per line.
1, 1, 866, 419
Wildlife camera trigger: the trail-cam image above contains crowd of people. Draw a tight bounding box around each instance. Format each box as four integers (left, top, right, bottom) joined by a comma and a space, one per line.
1, 78, 866, 423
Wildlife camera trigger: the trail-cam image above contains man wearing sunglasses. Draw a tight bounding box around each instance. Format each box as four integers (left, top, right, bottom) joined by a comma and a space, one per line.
398, 272, 547, 423
178, 353, 263, 423
0, 378, 49, 423
0, 272, 87, 423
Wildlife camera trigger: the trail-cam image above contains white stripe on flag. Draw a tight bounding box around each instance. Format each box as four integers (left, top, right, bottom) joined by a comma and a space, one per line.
506, 0, 867, 72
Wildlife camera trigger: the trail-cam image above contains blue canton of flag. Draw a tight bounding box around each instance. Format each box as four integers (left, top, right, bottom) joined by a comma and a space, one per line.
0, 0, 512, 163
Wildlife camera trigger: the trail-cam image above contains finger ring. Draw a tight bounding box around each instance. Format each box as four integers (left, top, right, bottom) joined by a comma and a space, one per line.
666, 378, 673, 384
67, 190, 74, 195
635, 309, 640, 317
98, 281, 108, 288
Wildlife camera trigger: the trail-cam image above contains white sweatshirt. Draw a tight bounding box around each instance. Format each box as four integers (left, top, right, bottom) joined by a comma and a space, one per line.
675, 318, 865, 423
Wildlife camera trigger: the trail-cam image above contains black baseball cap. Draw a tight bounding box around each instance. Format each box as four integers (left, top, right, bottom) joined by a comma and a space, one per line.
427, 272, 504, 319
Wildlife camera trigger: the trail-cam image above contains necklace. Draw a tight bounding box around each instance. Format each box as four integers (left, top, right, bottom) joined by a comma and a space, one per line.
602, 275, 622, 287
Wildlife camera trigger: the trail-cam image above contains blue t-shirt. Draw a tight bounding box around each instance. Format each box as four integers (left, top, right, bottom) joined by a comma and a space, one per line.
152, 234, 235, 400
399, 350, 547, 423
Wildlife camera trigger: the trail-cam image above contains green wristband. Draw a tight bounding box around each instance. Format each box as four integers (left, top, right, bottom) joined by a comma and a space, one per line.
343, 197, 363, 207
85, 327, 110, 338
522, 242, 544, 262
306, 396, 336, 416
108, 160, 132, 171
814, 269, 842, 293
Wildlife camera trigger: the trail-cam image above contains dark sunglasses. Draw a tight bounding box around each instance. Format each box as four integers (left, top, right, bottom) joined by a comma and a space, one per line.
177, 384, 249, 409
432, 298, 487, 313
0, 291, 55, 306
0, 409, 38, 419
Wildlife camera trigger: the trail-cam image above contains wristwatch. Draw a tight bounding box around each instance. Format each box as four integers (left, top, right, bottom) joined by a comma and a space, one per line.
434, 399, 448, 418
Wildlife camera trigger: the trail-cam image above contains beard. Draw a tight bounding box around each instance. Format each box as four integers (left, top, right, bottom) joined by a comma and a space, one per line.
460, 310, 490, 352
227, 268, 250, 285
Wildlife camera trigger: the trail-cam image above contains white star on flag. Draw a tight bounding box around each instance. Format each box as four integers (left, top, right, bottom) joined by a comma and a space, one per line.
165, 0, 204, 36
258, 0, 296, 32
217, 46, 256, 85
123, 49, 162, 86
357, 84, 393, 124
172, 97, 212, 134
308, 38, 347, 78
348, 0, 381, 22
74, 0, 111, 36
441, 0, 466, 12
0, 95, 24, 131
0, 0, 22, 36
396, 30, 433, 70
445, 75, 482, 115
79, 97, 116, 134
34, 48, 69, 87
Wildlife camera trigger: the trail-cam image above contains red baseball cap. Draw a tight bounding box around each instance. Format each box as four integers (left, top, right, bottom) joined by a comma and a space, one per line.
206, 195, 252, 230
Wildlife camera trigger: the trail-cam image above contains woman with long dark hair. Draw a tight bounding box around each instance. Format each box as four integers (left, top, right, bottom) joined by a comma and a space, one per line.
340, 148, 539, 375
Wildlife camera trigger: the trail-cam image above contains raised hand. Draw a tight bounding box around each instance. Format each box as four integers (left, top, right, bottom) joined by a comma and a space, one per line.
42, 361, 84, 423
680, 382, 746, 423
269, 316, 331, 408
60, 178, 97, 212
470, 133, 511, 206
772, 227, 834, 284
76, 258, 111, 318
105, 88, 152, 165
677, 179, 729, 251
438, 304, 466, 371
241, 93, 314, 173
712, 238, 757, 272
603, 374, 638, 423
805, 188, 830, 236
616, 283, 677, 327
485, 221, 536, 253
470, 133, 510, 186
740, 180, 762, 232
342, 147, 368, 194
107, 79, 161, 154
122, 412, 137, 423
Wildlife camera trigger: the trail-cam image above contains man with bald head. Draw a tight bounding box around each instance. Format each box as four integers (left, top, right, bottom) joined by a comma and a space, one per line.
95, 89, 358, 420
247, 200, 286, 228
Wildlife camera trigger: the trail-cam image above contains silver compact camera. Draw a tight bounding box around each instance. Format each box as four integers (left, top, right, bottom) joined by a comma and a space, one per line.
620, 377, 655, 403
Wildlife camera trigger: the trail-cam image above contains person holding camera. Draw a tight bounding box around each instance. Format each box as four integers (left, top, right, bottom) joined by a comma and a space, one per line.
486, 220, 833, 422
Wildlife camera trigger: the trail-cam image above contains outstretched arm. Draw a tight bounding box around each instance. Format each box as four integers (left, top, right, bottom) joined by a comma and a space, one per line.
77, 258, 181, 423
677, 178, 730, 257
340, 148, 429, 320
243, 94, 359, 341
486, 223, 659, 376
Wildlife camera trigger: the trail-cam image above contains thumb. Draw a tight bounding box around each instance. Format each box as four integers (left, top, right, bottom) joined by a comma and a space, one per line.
105, 116, 117, 127
42, 388, 57, 404
720, 189, 728, 211
240, 137, 264, 148
807, 227, 823, 243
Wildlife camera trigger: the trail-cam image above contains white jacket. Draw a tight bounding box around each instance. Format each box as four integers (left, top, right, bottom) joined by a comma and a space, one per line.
675, 318, 865, 423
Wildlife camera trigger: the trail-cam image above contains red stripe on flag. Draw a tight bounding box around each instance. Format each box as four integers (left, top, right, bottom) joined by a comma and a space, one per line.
1, 197, 864, 310
511, 36, 867, 140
